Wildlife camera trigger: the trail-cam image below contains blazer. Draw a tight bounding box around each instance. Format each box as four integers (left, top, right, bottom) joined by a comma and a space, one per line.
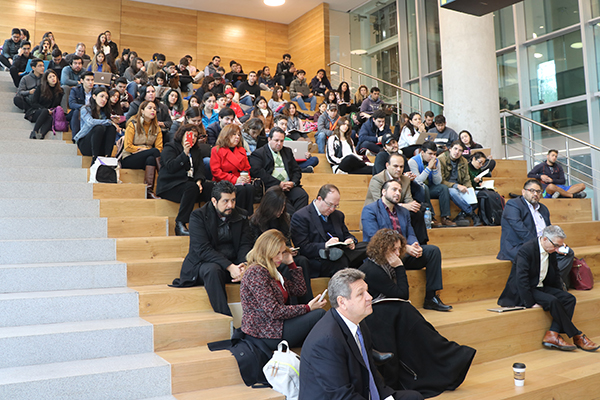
290, 203, 355, 260
240, 264, 308, 339
361, 199, 419, 245
498, 238, 562, 308
171, 202, 253, 287
359, 258, 410, 301
299, 308, 396, 400
210, 146, 251, 184
497, 196, 551, 262
249, 144, 302, 188
364, 170, 413, 208
156, 142, 207, 195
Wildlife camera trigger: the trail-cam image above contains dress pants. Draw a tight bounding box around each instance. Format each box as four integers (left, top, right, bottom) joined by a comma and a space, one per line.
198, 262, 233, 316
402, 244, 443, 293
235, 183, 255, 216
532, 286, 579, 337
158, 180, 214, 224
248, 309, 326, 351
409, 208, 429, 245
310, 241, 368, 278
284, 186, 309, 215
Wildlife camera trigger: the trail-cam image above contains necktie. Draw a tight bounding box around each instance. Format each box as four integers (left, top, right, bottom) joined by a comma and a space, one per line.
356, 327, 380, 400
321, 215, 327, 222
272, 151, 287, 181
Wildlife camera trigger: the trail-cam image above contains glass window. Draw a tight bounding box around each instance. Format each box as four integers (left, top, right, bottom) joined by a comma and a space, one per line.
428, 74, 443, 115
523, 0, 580, 40
531, 101, 589, 143
593, 0, 600, 18
527, 31, 585, 105
375, 46, 400, 99
405, 81, 420, 115
494, 6, 516, 50
406, 0, 419, 80
424, 0, 441, 72
594, 23, 600, 90
497, 51, 520, 110
370, 1, 398, 45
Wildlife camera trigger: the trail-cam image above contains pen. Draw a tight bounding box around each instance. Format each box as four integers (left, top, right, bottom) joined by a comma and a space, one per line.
327, 232, 334, 239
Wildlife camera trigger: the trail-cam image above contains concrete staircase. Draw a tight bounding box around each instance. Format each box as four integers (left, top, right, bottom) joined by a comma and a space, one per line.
0, 72, 174, 399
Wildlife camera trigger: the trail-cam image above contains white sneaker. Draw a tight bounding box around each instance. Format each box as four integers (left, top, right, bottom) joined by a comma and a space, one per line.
552, 192, 560, 199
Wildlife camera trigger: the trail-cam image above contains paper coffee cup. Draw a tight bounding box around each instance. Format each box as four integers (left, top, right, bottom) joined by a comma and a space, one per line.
513, 362, 526, 386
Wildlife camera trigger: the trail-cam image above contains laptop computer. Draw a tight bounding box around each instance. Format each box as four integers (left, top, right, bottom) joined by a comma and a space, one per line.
94, 72, 112, 86
415, 131, 438, 145
284, 141, 309, 162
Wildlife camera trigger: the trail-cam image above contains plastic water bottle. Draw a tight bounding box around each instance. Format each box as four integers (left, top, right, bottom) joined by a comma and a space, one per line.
424, 208, 432, 230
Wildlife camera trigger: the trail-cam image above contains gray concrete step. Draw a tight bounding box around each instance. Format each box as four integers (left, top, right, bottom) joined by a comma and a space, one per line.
0, 237, 115, 264
0, 182, 93, 199
0, 317, 154, 368
0, 198, 99, 217
0, 217, 107, 240
0, 287, 139, 327
0, 353, 172, 400
0, 166, 87, 182
0, 112, 32, 130
0, 127, 34, 140
0, 261, 127, 293
0, 153, 82, 168
0, 140, 77, 155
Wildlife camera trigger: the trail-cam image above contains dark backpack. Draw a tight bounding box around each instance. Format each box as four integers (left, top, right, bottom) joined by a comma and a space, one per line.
477, 189, 505, 226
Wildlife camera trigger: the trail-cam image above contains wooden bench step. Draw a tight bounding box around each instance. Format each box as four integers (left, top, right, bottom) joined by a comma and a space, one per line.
100, 199, 180, 218
143, 311, 232, 351
490, 159, 527, 178
93, 183, 147, 199
116, 236, 189, 261
175, 384, 284, 400
107, 216, 168, 238
127, 257, 184, 286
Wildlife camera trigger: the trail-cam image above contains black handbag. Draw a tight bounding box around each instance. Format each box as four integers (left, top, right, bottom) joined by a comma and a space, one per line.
252, 178, 265, 202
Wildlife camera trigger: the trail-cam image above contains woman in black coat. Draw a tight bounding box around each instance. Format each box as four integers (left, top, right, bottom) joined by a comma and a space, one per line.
26, 69, 63, 139
359, 229, 476, 398
156, 123, 214, 236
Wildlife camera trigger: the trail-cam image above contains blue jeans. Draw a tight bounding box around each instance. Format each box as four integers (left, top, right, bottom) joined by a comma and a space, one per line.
448, 187, 473, 214
203, 157, 212, 180
424, 183, 451, 217
293, 95, 316, 111
239, 96, 254, 107
126, 81, 138, 98
298, 157, 319, 170
316, 131, 328, 153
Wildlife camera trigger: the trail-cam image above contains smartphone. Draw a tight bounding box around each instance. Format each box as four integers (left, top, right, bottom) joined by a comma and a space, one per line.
289, 247, 300, 252
318, 289, 328, 302
184, 131, 195, 147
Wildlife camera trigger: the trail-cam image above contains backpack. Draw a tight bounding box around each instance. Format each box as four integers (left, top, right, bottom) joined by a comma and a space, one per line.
51, 106, 68, 132
89, 157, 119, 184
263, 340, 301, 400
477, 189, 505, 226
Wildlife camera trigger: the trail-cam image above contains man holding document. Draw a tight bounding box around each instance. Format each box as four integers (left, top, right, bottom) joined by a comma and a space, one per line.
438, 141, 481, 226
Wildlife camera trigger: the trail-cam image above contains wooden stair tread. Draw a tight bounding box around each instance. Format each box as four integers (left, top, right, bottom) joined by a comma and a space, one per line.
175, 384, 284, 400
143, 310, 232, 325
93, 183, 147, 199
158, 345, 232, 364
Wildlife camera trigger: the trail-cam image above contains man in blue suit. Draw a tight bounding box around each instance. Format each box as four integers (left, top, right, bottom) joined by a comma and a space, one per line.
497, 179, 574, 285
299, 268, 424, 400
361, 179, 450, 311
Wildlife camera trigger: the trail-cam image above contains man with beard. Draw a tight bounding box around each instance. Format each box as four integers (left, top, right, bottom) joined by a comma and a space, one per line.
527, 149, 587, 199
361, 180, 451, 311
171, 181, 254, 316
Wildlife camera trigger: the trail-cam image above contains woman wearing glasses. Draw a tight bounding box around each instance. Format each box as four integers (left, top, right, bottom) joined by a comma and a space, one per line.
156, 123, 214, 236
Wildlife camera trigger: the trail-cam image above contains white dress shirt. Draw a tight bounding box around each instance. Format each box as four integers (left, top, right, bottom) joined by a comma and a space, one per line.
537, 237, 550, 287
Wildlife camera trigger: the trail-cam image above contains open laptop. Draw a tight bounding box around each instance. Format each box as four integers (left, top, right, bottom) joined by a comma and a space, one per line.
415, 131, 437, 145
94, 72, 112, 86
284, 141, 309, 162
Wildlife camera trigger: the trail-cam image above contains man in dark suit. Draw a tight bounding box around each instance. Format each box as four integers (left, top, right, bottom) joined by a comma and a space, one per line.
171, 181, 254, 316
299, 268, 424, 400
249, 127, 309, 215
498, 226, 599, 352
361, 180, 451, 312
291, 184, 367, 278
498, 179, 574, 285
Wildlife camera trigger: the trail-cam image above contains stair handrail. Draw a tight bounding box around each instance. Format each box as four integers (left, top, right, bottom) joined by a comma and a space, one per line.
328, 61, 445, 108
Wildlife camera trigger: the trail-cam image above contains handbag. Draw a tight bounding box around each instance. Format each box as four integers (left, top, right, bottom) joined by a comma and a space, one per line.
262, 340, 300, 400
252, 177, 265, 202
570, 258, 594, 290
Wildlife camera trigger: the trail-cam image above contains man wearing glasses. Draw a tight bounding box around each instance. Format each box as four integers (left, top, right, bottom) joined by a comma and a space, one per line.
498, 225, 599, 352
498, 179, 574, 287
291, 184, 367, 278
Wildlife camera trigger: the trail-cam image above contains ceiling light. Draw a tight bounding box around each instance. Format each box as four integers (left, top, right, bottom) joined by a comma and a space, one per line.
539, 25, 544, 29
534, 53, 543, 59
533, 33, 537, 38
351, 49, 367, 55
264, 0, 285, 6
570, 42, 583, 49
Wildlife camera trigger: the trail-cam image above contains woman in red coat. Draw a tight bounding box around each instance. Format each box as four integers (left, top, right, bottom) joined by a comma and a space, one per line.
210, 124, 255, 215
240, 229, 327, 350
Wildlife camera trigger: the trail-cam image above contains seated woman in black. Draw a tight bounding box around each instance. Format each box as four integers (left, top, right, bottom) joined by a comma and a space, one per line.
156, 123, 214, 236
108, 89, 126, 128
26, 69, 63, 139
359, 229, 476, 398
240, 229, 326, 350
249, 186, 314, 303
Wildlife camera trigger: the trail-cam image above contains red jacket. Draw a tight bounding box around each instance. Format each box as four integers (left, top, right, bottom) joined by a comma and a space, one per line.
210, 146, 251, 183
240, 264, 308, 339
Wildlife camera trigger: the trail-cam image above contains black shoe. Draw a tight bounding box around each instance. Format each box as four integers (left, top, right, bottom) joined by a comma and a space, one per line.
573, 192, 587, 199
371, 349, 394, 365
175, 221, 190, 236
319, 247, 343, 261
29, 131, 36, 139
470, 212, 482, 227
453, 212, 470, 227
423, 295, 453, 311
301, 166, 314, 173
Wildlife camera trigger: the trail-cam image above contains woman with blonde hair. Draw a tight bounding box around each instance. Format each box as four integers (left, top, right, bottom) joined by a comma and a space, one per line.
210, 124, 255, 215
240, 229, 326, 350
121, 100, 163, 199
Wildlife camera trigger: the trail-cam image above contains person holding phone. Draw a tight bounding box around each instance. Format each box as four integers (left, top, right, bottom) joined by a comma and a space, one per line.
240, 229, 327, 350
156, 124, 214, 236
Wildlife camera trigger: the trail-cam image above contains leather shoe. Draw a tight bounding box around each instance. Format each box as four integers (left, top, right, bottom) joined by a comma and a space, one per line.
371, 349, 394, 365
542, 330, 576, 351
174, 221, 190, 236
319, 247, 344, 261
573, 333, 600, 352
431, 218, 442, 228
441, 217, 456, 227
423, 295, 452, 311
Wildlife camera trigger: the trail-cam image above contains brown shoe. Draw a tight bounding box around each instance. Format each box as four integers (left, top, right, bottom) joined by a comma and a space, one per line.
441, 217, 457, 227
431, 218, 442, 228
542, 330, 576, 351
573, 334, 600, 352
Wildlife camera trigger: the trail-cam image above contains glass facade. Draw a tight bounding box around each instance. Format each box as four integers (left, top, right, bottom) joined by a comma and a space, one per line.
405, 0, 419, 80
523, 0, 580, 39
497, 51, 519, 110
494, 7, 515, 50
424, 0, 442, 72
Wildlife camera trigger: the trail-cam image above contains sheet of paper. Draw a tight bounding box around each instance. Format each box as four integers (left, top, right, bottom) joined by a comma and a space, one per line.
475, 169, 490, 181
459, 187, 477, 204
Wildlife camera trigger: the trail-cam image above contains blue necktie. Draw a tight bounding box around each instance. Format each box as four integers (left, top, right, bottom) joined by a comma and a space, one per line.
356, 327, 380, 400
321, 215, 327, 222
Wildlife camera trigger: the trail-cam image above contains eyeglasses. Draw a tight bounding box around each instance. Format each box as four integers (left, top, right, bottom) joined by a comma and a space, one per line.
322, 199, 339, 209
524, 188, 542, 195
547, 237, 561, 248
